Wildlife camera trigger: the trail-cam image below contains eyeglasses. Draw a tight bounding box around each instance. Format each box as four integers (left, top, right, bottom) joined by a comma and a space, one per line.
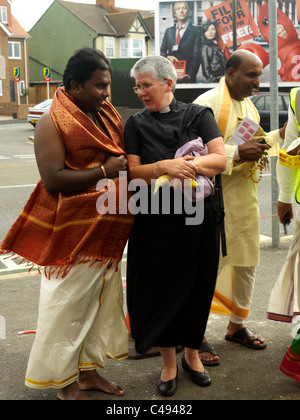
133, 83, 154, 94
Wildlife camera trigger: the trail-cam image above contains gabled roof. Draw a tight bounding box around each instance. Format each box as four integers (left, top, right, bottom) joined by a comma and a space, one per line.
7, 15, 30, 38
117, 7, 154, 19
143, 15, 155, 38
58, 1, 116, 35
0, 0, 29, 37
57, 0, 154, 38
106, 11, 151, 37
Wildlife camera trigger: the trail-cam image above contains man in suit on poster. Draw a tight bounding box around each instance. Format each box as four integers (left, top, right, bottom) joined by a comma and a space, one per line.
160, 1, 201, 83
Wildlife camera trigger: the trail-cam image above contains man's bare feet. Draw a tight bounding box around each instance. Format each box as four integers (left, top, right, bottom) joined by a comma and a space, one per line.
78, 370, 125, 396
57, 381, 91, 400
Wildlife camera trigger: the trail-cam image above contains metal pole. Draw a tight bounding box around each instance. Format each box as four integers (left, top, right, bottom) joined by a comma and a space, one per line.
17, 81, 20, 106
232, 0, 237, 51
269, 0, 280, 247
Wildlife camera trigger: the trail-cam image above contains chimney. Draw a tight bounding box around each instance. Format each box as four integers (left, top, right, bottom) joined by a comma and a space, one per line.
96, 0, 117, 11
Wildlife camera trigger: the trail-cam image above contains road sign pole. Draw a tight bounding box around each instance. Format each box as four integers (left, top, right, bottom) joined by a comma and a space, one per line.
17, 82, 20, 106
269, 1, 280, 248
232, 0, 237, 51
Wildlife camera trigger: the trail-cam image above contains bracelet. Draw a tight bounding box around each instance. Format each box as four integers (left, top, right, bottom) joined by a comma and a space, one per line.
153, 162, 160, 178
101, 165, 107, 178
191, 160, 199, 171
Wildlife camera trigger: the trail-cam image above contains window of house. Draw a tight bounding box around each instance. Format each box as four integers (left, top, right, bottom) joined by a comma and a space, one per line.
105, 38, 114, 58
132, 39, 143, 57
0, 80, 2, 96
8, 42, 21, 59
0, 6, 7, 24
120, 38, 145, 58
120, 39, 129, 58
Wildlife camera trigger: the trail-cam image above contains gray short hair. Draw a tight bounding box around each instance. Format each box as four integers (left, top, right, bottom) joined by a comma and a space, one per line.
131, 56, 177, 92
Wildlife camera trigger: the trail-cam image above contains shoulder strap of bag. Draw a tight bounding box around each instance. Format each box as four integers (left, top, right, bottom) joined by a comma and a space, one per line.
183, 104, 227, 257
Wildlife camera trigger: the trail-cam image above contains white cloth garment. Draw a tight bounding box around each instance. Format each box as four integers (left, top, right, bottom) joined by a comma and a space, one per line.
268, 106, 300, 322
25, 260, 128, 389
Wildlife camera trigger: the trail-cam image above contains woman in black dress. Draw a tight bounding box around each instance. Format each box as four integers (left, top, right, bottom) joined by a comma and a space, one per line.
124, 56, 227, 396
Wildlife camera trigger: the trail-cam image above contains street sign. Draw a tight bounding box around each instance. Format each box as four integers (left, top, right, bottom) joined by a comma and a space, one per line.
44, 67, 52, 82
14, 67, 21, 82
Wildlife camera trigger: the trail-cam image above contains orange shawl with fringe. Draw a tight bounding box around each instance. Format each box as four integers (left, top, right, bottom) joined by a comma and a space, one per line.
0, 87, 134, 277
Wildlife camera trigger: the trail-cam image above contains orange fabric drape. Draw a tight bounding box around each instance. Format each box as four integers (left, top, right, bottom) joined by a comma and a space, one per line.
0, 88, 134, 277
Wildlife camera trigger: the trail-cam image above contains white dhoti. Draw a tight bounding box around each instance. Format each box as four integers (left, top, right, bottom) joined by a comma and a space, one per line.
268, 222, 300, 323
25, 261, 128, 389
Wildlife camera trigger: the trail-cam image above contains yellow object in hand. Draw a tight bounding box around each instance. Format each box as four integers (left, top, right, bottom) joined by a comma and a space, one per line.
153, 174, 171, 194
154, 175, 198, 194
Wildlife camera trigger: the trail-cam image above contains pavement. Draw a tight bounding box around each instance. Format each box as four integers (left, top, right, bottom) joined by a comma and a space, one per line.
0, 239, 300, 402
0, 115, 13, 121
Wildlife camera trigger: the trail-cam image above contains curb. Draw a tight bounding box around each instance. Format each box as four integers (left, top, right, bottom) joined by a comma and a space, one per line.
0, 119, 27, 125
260, 234, 293, 245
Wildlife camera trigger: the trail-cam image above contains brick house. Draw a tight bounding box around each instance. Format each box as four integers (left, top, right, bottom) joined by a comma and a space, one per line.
0, 0, 30, 118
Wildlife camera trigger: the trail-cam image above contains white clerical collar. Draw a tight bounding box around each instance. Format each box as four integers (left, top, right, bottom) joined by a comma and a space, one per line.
159, 106, 171, 114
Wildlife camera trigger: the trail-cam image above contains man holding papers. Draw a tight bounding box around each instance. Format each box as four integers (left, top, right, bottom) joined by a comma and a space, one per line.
194, 50, 284, 363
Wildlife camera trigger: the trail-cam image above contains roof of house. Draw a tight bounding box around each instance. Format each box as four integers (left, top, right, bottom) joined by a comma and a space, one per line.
106, 11, 150, 37
143, 15, 155, 38
0, 12, 29, 38
58, 1, 116, 35
8, 15, 30, 37
57, 0, 154, 37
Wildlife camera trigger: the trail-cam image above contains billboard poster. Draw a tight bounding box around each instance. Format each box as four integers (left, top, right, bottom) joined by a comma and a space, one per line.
156, 0, 300, 85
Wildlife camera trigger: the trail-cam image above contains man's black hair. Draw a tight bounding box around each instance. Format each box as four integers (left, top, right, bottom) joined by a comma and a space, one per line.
63, 47, 112, 90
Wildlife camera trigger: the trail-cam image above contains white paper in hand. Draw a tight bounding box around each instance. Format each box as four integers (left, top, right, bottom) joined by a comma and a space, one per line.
227, 117, 260, 146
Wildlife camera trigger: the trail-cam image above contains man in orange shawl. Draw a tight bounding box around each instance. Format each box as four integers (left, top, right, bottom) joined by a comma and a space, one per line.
0, 48, 134, 400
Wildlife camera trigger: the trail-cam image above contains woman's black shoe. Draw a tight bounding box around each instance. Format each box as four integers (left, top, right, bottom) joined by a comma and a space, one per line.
157, 368, 178, 396
182, 353, 212, 387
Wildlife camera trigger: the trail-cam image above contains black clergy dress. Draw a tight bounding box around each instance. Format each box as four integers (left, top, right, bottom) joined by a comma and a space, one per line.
124, 99, 222, 354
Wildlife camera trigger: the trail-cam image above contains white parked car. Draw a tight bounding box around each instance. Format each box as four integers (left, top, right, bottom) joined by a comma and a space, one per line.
27, 99, 53, 127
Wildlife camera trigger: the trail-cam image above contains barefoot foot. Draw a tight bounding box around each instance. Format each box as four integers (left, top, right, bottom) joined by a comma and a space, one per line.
57, 381, 91, 400
78, 370, 125, 396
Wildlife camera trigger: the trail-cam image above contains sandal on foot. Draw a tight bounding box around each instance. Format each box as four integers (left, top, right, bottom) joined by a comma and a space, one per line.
225, 327, 267, 350
199, 340, 220, 366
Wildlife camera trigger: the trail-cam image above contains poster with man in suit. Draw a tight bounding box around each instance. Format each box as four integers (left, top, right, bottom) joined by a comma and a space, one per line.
158, 0, 300, 85
160, 1, 201, 83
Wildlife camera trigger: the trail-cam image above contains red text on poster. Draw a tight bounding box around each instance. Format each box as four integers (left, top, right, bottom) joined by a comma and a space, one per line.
173, 60, 186, 79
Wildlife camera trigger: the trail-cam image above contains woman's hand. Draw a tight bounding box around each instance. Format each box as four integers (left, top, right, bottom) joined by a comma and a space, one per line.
159, 157, 197, 179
